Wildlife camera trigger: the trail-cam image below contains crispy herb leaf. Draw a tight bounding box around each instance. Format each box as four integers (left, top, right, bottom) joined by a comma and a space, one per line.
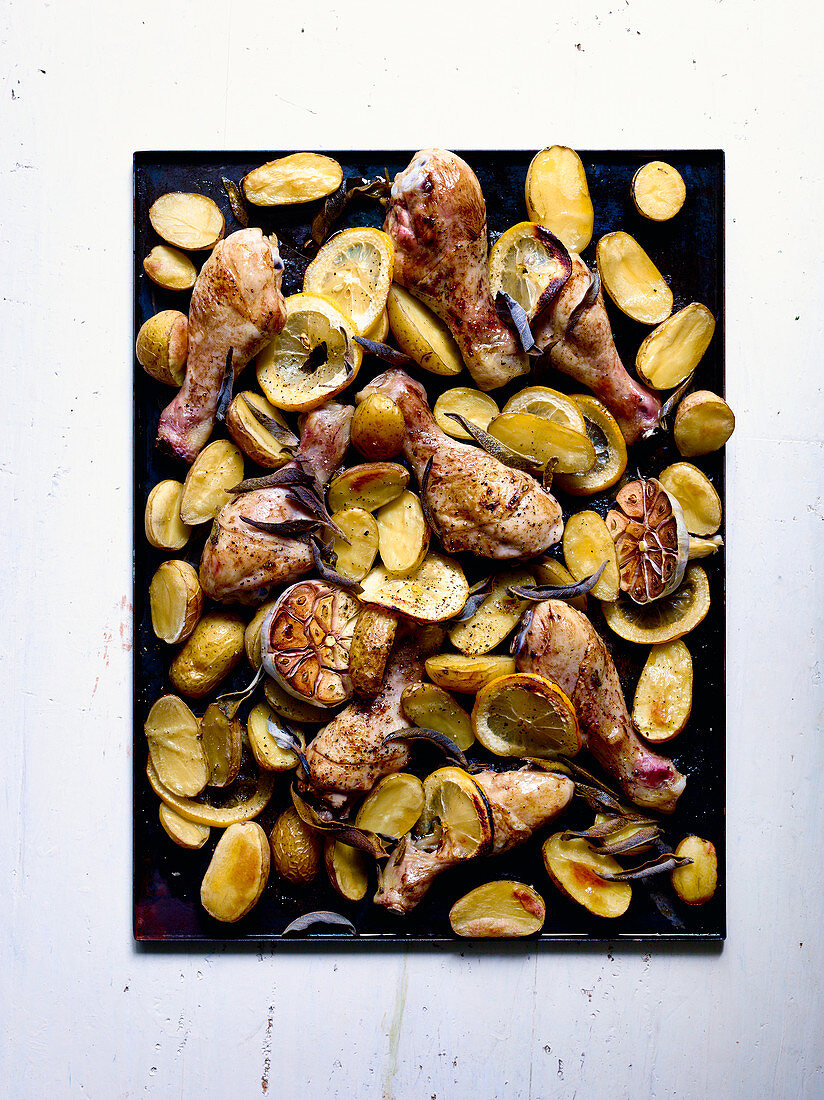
240, 394, 299, 445
508, 562, 608, 602
309, 174, 392, 249
353, 336, 413, 367
266, 716, 310, 776
216, 665, 265, 717
495, 291, 542, 356
240, 516, 318, 537
593, 853, 693, 882
645, 371, 696, 438
215, 349, 234, 423
282, 911, 357, 936
221, 177, 249, 227
229, 466, 313, 495
301, 342, 328, 374
310, 538, 363, 593
445, 414, 548, 477
419, 456, 441, 536
381, 728, 470, 769
565, 267, 601, 337
596, 824, 662, 856
291, 788, 391, 858
510, 607, 535, 656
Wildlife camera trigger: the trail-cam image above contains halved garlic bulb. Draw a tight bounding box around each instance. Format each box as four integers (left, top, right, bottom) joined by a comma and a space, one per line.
606, 478, 689, 604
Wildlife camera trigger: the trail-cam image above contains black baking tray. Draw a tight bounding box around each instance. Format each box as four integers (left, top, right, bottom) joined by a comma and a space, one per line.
134, 150, 725, 944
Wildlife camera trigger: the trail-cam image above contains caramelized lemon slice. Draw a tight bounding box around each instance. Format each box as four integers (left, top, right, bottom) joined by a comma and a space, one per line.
304, 227, 394, 337
488, 222, 572, 318
417, 767, 493, 857
555, 394, 628, 496
256, 292, 361, 412
472, 673, 581, 759
502, 386, 586, 435
601, 564, 710, 644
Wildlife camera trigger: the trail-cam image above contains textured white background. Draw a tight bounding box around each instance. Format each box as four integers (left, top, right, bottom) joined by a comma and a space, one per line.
1, 0, 822, 1097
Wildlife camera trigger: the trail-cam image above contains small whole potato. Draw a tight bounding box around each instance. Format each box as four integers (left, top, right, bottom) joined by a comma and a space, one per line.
169, 611, 246, 698
351, 394, 406, 460
269, 808, 322, 885
136, 310, 188, 386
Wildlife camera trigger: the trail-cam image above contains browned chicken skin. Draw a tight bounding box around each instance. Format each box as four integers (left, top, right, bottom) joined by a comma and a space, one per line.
385, 149, 528, 390
375, 768, 573, 913
514, 599, 685, 813
199, 402, 353, 604
357, 369, 563, 559
534, 253, 661, 444
156, 228, 287, 462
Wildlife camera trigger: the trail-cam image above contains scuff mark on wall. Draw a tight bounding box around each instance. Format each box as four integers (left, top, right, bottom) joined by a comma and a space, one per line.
261, 1004, 274, 1093
382, 957, 408, 1099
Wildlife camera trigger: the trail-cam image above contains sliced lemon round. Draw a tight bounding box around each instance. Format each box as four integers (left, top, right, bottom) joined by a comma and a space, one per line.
555, 394, 628, 496
472, 673, 581, 759
303, 227, 394, 337
417, 766, 493, 857
502, 386, 586, 435
488, 222, 572, 318
256, 292, 362, 412
601, 564, 710, 644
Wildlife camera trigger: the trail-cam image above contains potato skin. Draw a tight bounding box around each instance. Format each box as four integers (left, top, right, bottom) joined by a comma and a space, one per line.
269, 808, 322, 885
351, 394, 405, 460
136, 310, 188, 386
168, 611, 246, 699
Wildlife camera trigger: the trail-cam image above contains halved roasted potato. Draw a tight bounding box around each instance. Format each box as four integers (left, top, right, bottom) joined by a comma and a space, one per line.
179, 439, 244, 525
269, 807, 322, 885
596, 231, 673, 325
143, 245, 197, 291
144, 694, 209, 797
244, 599, 278, 669
487, 412, 596, 474
247, 703, 303, 771
635, 304, 715, 390
658, 462, 722, 536
241, 153, 343, 206
542, 833, 631, 918
563, 511, 620, 601
355, 773, 425, 839
360, 552, 468, 623
200, 701, 243, 787
525, 146, 594, 253
149, 192, 225, 251
400, 682, 475, 751
376, 491, 429, 574
168, 611, 246, 699
424, 654, 516, 694
350, 607, 397, 698
674, 391, 735, 456
144, 480, 191, 550
449, 881, 546, 937
225, 391, 298, 468
448, 568, 532, 656
263, 676, 330, 724
147, 758, 275, 826
554, 394, 628, 497
671, 836, 717, 905
158, 804, 210, 850
136, 310, 188, 386
351, 394, 406, 460
327, 462, 409, 514
434, 388, 500, 440
149, 560, 203, 644
631, 161, 686, 222
632, 640, 693, 742
386, 284, 464, 376
325, 839, 369, 902
330, 507, 380, 582
200, 822, 270, 922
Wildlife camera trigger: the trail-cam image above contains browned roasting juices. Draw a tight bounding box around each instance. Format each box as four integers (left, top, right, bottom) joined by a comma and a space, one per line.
134, 149, 727, 942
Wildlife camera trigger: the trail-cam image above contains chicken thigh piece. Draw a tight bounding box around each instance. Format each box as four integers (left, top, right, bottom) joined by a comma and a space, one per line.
156, 228, 287, 462
199, 402, 353, 604
302, 636, 426, 799
533, 253, 660, 444
385, 149, 528, 391
375, 768, 573, 913
357, 369, 563, 559
514, 599, 685, 813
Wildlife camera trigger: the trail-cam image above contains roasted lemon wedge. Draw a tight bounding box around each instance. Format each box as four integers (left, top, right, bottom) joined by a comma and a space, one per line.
472, 673, 581, 759
488, 222, 572, 318
555, 394, 628, 496
502, 386, 586, 435
601, 564, 710, 644
256, 292, 362, 412
303, 227, 394, 337
417, 767, 493, 856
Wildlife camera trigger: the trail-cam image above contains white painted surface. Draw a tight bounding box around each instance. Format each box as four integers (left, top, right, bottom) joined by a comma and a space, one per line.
1, 0, 822, 1096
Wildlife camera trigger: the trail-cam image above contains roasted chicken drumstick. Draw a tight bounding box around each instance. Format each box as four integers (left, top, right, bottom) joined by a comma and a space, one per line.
357, 369, 563, 559
199, 401, 353, 604
514, 599, 685, 813
385, 148, 528, 390
156, 228, 287, 462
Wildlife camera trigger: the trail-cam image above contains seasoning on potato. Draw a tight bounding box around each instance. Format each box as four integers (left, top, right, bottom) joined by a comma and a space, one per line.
136, 310, 188, 387
226, 391, 298, 469
269, 808, 322, 885
424, 653, 516, 694
247, 703, 301, 771
144, 694, 209, 798
360, 552, 468, 623
386, 284, 463, 376
525, 145, 594, 253
168, 611, 246, 699
143, 245, 197, 291
200, 822, 270, 923
449, 881, 546, 937
351, 394, 406, 460
241, 153, 343, 206
596, 231, 673, 325
179, 439, 245, 526
671, 836, 717, 904
327, 462, 409, 514
199, 701, 243, 787
375, 491, 429, 574
401, 682, 475, 751
632, 640, 693, 742
330, 508, 380, 582
631, 161, 686, 222
149, 192, 225, 251
434, 388, 499, 440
